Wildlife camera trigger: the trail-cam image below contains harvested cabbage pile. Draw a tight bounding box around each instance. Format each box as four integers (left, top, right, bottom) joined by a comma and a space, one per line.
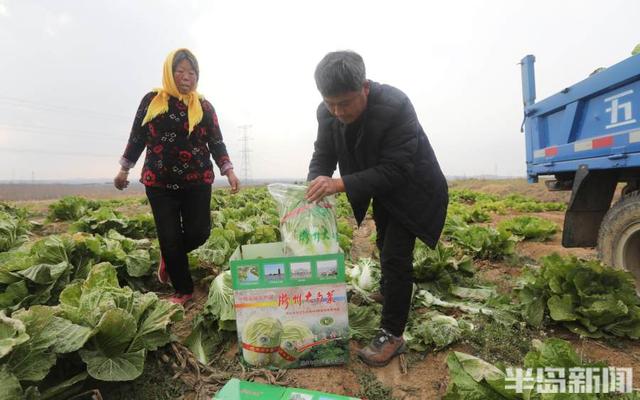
204, 270, 236, 330
345, 258, 381, 299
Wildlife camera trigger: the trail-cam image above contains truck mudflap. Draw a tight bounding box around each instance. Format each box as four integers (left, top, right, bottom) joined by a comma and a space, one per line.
562, 165, 617, 247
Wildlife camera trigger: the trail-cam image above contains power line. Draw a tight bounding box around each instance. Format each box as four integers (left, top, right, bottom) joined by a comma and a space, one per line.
0, 147, 115, 158
0, 124, 125, 141
238, 124, 252, 182
0, 96, 130, 120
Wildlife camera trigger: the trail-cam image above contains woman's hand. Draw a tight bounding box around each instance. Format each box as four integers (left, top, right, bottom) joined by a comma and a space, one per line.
114, 169, 130, 190
226, 169, 240, 194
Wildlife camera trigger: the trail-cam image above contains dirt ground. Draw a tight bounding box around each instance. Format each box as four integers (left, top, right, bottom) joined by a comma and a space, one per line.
8, 179, 640, 399
280, 179, 640, 399
449, 178, 572, 203
0, 182, 255, 202
195, 179, 639, 399
0, 183, 146, 201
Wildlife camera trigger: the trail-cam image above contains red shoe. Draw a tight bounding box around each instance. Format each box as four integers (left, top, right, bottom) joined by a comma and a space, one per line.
157, 255, 169, 284
168, 292, 193, 306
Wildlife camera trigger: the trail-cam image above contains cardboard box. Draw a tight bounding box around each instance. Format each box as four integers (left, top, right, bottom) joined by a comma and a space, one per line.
230, 242, 349, 369
213, 378, 361, 400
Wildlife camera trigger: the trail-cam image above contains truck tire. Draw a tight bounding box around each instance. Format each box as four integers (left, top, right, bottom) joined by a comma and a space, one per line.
598, 191, 640, 285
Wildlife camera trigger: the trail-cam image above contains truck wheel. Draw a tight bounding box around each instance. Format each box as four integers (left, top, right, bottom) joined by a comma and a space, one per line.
598, 191, 640, 285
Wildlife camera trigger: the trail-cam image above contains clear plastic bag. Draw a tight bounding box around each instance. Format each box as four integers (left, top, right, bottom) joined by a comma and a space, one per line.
267, 183, 340, 256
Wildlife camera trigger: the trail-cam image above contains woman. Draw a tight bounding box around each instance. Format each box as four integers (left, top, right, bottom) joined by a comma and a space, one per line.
114, 48, 240, 305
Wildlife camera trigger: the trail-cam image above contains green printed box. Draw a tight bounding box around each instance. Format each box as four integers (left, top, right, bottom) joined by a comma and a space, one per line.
281, 387, 360, 400
213, 378, 361, 400
213, 379, 284, 399
230, 242, 349, 369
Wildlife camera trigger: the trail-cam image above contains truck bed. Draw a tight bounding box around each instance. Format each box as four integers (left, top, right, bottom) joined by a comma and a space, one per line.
523, 54, 640, 182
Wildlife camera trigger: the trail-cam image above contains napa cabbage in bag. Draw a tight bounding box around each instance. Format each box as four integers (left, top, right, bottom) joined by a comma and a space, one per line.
267, 183, 340, 256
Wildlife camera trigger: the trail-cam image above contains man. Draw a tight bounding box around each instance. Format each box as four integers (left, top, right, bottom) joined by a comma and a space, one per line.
306, 50, 448, 367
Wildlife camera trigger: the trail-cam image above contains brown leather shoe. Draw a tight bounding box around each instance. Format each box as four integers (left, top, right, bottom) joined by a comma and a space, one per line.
368, 292, 384, 304
357, 329, 406, 367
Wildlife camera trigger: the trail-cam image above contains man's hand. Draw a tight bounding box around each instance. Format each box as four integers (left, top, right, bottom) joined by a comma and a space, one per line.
113, 169, 130, 190
226, 169, 240, 194
305, 176, 344, 202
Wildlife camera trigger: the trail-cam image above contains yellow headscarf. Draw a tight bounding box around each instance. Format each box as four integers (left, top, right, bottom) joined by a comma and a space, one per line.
142, 48, 203, 134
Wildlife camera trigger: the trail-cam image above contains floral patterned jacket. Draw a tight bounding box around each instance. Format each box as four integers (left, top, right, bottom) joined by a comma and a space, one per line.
120, 92, 233, 189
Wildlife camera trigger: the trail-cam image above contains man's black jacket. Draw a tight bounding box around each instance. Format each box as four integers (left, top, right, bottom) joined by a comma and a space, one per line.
307, 81, 448, 247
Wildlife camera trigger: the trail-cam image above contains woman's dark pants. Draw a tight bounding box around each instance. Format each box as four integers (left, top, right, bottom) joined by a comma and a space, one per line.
373, 200, 417, 337
145, 185, 212, 294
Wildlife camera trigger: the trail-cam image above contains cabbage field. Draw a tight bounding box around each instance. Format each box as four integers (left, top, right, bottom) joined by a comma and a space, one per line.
1, 181, 640, 400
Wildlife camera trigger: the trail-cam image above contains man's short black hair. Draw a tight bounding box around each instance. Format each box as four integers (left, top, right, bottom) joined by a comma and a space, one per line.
314, 50, 366, 97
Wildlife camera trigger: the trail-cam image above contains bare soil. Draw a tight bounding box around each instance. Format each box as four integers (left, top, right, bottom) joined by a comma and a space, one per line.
0, 183, 146, 201
250, 179, 637, 399
8, 179, 640, 399
448, 178, 573, 203
169, 283, 210, 343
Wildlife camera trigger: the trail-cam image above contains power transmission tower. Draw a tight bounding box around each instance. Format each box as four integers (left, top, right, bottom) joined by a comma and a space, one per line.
238, 124, 252, 183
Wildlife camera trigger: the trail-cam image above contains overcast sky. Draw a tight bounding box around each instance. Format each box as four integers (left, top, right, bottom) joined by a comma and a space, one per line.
0, 0, 638, 182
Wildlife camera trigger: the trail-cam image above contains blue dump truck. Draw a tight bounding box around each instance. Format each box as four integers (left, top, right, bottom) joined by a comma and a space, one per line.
520, 53, 640, 284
